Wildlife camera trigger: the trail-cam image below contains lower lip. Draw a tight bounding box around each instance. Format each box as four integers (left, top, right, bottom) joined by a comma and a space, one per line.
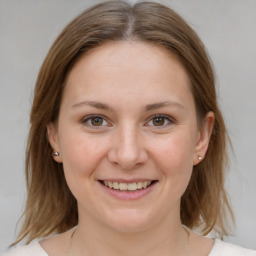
98, 181, 157, 200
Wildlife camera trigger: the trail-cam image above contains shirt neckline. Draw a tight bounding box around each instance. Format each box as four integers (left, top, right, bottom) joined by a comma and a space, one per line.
35, 238, 218, 256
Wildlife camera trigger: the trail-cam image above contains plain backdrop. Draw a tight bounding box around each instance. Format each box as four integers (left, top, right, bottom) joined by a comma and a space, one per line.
0, 0, 255, 253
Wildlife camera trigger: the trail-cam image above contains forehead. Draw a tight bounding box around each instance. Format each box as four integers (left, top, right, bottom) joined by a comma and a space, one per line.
63, 41, 193, 109
67, 41, 189, 82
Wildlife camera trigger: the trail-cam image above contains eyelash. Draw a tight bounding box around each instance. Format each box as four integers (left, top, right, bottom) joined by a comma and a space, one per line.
145, 114, 175, 128
81, 115, 111, 128
81, 114, 175, 129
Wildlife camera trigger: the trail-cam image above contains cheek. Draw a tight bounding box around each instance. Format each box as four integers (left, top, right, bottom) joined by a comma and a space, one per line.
58, 128, 108, 179
150, 134, 195, 204
58, 130, 111, 203
152, 132, 195, 180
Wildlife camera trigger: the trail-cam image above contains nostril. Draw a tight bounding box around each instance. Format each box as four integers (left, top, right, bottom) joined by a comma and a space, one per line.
107, 140, 148, 169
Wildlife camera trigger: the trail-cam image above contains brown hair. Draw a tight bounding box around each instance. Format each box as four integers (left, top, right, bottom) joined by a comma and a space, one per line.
15, 0, 234, 245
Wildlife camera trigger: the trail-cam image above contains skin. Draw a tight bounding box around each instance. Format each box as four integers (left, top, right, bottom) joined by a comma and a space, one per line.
45, 41, 214, 256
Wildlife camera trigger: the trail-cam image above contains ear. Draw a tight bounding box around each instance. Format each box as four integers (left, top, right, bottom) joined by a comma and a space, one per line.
193, 111, 215, 165
47, 122, 62, 163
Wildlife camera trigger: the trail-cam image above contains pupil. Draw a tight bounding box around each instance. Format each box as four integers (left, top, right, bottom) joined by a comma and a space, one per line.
153, 117, 164, 126
92, 117, 103, 126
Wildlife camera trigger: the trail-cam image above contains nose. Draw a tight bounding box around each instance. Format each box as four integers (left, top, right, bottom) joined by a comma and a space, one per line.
107, 124, 148, 170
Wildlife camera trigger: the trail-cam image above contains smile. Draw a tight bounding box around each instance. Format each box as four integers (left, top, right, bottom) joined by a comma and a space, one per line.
102, 180, 153, 191
98, 180, 158, 200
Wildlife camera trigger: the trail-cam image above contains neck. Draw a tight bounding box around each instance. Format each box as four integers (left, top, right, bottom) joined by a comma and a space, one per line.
69, 214, 189, 256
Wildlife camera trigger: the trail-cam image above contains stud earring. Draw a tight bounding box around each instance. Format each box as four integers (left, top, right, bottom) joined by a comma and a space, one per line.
52, 152, 60, 157
198, 156, 202, 161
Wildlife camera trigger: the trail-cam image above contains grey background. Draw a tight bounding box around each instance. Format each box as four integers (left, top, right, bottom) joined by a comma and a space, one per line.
0, 0, 255, 253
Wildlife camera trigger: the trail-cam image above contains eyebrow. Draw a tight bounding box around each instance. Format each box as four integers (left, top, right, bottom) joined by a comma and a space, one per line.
145, 101, 184, 111
72, 100, 183, 111
72, 101, 114, 111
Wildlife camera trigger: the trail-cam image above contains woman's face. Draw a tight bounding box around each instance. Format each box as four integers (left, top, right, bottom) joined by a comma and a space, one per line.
48, 41, 213, 232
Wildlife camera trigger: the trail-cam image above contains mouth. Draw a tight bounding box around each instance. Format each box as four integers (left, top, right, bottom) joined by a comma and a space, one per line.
99, 180, 157, 191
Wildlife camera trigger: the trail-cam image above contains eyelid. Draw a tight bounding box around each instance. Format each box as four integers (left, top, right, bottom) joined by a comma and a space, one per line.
145, 114, 175, 127
80, 114, 175, 129
81, 114, 112, 128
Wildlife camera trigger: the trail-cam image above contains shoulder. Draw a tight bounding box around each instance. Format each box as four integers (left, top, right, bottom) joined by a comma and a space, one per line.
1, 242, 48, 256
209, 239, 256, 256
1, 228, 74, 256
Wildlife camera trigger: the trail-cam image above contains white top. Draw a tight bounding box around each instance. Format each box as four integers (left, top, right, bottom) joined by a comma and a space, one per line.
2, 239, 256, 256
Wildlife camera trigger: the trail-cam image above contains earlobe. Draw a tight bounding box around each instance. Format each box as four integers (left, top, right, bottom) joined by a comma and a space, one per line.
47, 123, 62, 163
193, 111, 215, 165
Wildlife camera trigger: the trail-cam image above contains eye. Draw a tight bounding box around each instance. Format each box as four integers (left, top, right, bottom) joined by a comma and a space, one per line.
82, 115, 110, 128
146, 115, 174, 127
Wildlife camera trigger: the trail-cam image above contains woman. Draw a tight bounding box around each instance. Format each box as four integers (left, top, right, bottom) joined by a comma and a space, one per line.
3, 1, 256, 255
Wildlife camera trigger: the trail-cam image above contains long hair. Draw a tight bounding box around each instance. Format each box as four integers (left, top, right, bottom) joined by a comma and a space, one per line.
14, 0, 234, 245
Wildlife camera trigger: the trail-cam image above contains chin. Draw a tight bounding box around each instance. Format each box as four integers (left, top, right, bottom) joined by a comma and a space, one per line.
102, 208, 157, 233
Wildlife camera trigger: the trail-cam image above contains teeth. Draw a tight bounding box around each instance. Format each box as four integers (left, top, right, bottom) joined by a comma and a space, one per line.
137, 182, 143, 189
104, 181, 153, 191
108, 181, 113, 189
142, 181, 147, 188
127, 183, 137, 191
113, 181, 119, 190
119, 183, 128, 190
